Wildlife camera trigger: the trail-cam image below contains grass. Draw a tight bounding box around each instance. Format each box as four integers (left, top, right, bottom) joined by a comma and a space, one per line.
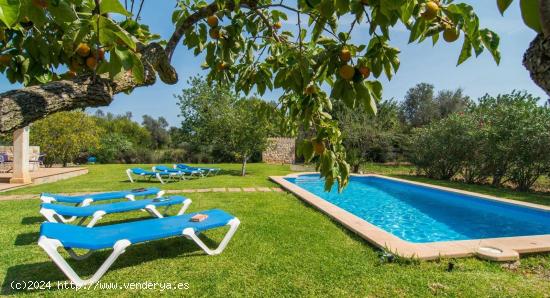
1, 163, 550, 296
3, 163, 293, 195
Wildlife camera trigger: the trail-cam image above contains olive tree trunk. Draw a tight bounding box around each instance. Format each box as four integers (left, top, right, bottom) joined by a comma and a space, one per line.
523, 2, 550, 97
241, 156, 248, 176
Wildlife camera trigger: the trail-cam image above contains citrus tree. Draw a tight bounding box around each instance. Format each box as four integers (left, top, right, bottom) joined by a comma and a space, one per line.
0, 0, 504, 190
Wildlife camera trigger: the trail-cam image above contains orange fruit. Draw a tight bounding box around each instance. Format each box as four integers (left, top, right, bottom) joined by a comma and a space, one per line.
359, 66, 370, 78
339, 48, 351, 62
304, 85, 316, 95
209, 28, 220, 39
443, 27, 460, 42
76, 43, 90, 57
313, 140, 326, 155
97, 48, 105, 60
66, 70, 77, 78
86, 56, 97, 69
338, 65, 355, 81
217, 62, 228, 71
32, 0, 48, 8
273, 21, 282, 30
0, 54, 11, 66
422, 1, 439, 20
207, 15, 219, 27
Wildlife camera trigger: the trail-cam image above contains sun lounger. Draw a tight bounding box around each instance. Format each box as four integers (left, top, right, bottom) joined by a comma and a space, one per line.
40, 187, 164, 206
38, 209, 240, 286
126, 168, 179, 184
175, 164, 220, 176
153, 165, 202, 178
40, 196, 192, 227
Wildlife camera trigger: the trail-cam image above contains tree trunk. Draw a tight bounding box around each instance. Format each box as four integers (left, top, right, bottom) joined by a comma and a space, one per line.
523, 34, 550, 97
0, 43, 177, 134
241, 157, 248, 176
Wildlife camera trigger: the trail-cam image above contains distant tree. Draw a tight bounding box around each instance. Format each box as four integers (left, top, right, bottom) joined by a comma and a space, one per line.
436, 88, 471, 118
334, 99, 404, 172
142, 115, 172, 149
177, 77, 281, 175
31, 111, 102, 167
94, 112, 151, 148
400, 83, 471, 128
399, 83, 438, 128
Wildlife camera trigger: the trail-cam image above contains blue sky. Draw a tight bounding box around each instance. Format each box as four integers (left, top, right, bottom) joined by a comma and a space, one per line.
1, 1, 544, 126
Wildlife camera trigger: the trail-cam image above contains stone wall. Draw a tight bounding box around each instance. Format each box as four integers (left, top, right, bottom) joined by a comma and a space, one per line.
262, 137, 296, 164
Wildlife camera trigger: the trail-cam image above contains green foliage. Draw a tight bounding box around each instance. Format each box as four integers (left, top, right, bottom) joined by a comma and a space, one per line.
176, 77, 284, 175
30, 110, 102, 166
0, 0, 501, 190
399, 83, 471, 128
141, 115, 171, 149
333, 99, 405, 172
0, 0, 159, 85
498, 0, 542, 33
410, 91, 550, 191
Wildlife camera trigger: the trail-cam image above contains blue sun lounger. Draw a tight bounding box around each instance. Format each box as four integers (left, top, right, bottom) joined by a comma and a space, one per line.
38, 209, 240, 286
153, 165, 202, 178
175, 164, 221, 176
126, 168, 180, 184
40, 187, 164, 206
40, 196, 192, 227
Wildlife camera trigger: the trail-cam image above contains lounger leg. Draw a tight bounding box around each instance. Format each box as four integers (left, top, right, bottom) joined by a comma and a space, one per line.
40, 208, 78, 224
65, 248, 94, 260
182, 218, 240, 255
86, 211, 107, 228
38, 236, 131, 287
176, 199, 193, 215
156, 173, 165, 184
126, 169, 134, 183
145, 205, 164, 218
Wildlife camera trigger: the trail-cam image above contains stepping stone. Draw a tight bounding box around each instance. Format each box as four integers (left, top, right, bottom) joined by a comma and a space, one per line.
242, 188, 256, 192
227, 188, 242, 192
195, 189, 212, 193
257, 187, 272, 192
212, 188, 226, 192
271, 187, 284, 192
180, 189, 196, 193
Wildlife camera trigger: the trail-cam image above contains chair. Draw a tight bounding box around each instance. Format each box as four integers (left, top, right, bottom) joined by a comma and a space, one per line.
40, 196, 192, 227
40, 187, 164, 205
175, 164, 220, 176
126, 168, 179, 184
153, 165, 202, 179
38, 209, 240, 286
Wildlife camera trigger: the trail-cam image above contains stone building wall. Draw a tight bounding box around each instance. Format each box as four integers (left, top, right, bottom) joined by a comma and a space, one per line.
262, 137, 296, 164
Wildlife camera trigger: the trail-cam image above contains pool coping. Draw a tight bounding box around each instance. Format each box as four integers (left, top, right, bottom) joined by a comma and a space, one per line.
270, 173, 550, 261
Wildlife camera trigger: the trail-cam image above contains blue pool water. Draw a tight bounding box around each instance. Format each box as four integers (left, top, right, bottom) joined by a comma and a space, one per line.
285, 175, 550, 243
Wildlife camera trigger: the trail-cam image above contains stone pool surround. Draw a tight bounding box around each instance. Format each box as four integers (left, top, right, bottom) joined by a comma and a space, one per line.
270, 173, 550, 262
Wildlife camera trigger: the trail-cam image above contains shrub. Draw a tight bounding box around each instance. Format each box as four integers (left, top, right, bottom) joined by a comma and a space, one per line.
409, 114, 474, 180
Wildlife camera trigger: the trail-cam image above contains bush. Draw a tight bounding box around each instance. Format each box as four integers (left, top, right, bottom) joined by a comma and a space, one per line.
409, 91, 550, 191
409, 114, 475, 180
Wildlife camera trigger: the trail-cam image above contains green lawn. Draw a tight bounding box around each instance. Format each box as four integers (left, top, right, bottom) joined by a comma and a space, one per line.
1, 163, 550, 296
3, 163, 293, 195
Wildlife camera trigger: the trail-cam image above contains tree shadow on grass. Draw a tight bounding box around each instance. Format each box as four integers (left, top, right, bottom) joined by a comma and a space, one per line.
2, 234, 220, 295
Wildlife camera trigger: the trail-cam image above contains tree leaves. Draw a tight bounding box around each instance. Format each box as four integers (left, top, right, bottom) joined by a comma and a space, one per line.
100, 0, 131, 17
519, 0, 542, 33
497, 0, 513, 15
0, 0, 19, 28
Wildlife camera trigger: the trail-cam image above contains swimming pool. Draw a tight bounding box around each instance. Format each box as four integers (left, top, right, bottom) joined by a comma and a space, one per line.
285, 174, 550, 243
271, 173, 550, 261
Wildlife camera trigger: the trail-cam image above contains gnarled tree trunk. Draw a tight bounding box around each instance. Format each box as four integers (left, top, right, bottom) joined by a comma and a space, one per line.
523, 1, 550, 97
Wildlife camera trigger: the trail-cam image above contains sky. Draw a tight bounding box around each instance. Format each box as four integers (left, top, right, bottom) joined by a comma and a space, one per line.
0, 1, 545, 127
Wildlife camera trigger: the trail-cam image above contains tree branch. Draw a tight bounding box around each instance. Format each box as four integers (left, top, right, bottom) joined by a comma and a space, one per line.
0, 43, 177, 133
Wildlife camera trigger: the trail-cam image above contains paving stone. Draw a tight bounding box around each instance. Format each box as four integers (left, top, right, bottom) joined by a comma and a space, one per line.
227, 188, 242, 192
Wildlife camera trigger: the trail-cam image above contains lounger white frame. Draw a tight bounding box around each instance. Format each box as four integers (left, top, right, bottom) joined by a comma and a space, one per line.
39, 198, 192, 227
126, 169, 179, 184
38, 218, 240, 287
39, 190, 166, 224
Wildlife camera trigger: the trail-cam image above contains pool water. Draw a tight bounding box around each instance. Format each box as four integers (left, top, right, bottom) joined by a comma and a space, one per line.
285, 175, 550, 243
